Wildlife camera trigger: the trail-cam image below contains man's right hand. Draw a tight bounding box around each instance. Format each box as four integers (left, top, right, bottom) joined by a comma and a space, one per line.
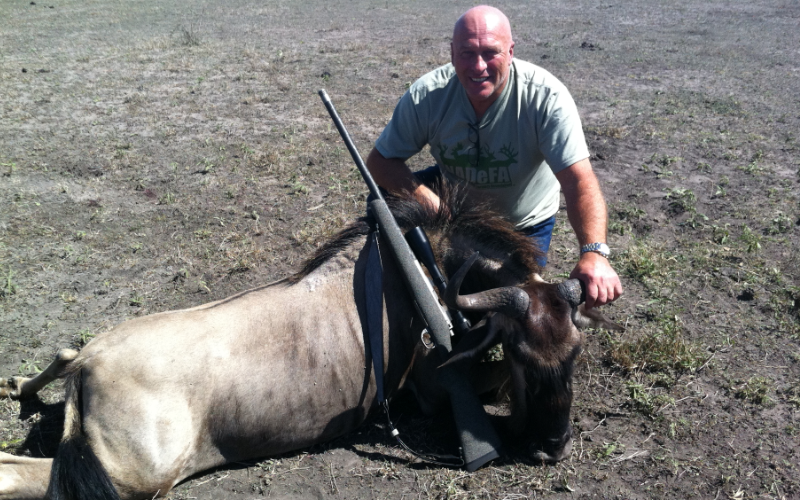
569, 251, 623, 309
411, 183, 441, 213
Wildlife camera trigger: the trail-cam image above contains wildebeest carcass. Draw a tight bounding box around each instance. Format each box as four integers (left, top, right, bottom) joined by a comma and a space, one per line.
0, 182, 621, 500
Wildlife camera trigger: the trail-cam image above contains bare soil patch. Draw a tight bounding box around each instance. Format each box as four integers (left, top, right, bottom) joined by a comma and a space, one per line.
1, 0, 798, 498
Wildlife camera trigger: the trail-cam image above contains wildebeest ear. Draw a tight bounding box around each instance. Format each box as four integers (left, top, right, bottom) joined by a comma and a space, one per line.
437, 318, 500, 369
571, 305, 625, 332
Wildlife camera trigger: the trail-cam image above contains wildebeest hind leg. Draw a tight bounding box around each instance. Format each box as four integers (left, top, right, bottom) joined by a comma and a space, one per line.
0, 348, 78, 400
0, 452, 51, 500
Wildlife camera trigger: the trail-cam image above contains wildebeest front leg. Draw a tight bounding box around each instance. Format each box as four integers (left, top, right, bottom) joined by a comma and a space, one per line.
0, 348, 78, 400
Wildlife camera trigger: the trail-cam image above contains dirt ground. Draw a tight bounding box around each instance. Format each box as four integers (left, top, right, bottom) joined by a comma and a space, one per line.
1, 0, 799, 498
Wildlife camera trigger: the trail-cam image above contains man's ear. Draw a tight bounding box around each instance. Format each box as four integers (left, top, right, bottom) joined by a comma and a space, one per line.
509, 41, 515, 58
450, 42, 455, 65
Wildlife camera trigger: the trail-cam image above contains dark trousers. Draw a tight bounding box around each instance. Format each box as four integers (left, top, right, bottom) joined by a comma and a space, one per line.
519, 215, 555, 267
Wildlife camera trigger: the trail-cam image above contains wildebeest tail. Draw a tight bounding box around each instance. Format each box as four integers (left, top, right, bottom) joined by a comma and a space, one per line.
46, 369, 121, 500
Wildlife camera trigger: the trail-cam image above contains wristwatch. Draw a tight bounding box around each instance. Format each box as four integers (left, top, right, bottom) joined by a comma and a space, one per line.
580, 242, 610, 258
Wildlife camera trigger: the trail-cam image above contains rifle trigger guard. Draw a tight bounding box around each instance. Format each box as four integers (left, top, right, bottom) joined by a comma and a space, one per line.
420, 329, 435, 350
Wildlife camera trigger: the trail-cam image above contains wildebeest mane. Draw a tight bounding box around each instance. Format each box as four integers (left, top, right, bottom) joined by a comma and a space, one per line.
289, 179, 543, 286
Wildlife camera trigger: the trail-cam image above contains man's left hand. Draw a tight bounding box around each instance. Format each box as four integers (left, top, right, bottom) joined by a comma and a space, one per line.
569, 251, 623, 309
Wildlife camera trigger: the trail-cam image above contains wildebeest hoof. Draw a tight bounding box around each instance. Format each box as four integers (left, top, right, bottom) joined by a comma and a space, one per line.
0, 377, 28, 400
529, 431, 573, 464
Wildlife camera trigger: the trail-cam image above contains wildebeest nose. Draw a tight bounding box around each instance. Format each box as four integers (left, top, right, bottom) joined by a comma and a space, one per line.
530, 427, 573, 463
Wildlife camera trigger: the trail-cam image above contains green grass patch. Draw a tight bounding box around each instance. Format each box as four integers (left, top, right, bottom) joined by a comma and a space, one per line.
778, 382, 800, 408
665, 187, 696, 215
0, 438, 24, 451
615, 239, 677, 296
18, 359, 42, 375
625, 381, 675, 417
733, 376, 773, 406
739, 225, 762, 253
609, 203, 647, 235
1, 266, 16, 298
77, 329, 96, 346
605, 316, 708, 381
770, 285, 800, 336
766, 213, 792, 235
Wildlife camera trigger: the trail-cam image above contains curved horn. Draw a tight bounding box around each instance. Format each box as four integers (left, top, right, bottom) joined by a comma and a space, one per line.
444, 252, 530, 319
556, 279, 585, 308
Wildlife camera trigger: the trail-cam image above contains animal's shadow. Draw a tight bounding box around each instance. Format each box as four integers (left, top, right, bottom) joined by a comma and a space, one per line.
280, 390, 540, 469
11, 396, 65, 458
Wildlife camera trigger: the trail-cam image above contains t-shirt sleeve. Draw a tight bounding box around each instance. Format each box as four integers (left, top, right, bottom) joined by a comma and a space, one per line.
374, 91, 428, 160
537, 88, 590, 173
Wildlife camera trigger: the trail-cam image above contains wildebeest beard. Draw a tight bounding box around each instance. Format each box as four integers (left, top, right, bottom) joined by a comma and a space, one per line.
507, 340, 582, 460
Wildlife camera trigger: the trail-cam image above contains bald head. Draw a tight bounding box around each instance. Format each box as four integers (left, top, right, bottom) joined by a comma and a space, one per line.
450, 5, 515, 117
453, 5, 513, 46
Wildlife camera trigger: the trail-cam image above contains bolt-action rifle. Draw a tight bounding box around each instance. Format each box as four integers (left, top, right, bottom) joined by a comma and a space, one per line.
318, 89, 501, 472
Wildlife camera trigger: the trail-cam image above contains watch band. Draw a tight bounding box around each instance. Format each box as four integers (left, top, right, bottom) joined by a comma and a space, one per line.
580, 242, 610, 258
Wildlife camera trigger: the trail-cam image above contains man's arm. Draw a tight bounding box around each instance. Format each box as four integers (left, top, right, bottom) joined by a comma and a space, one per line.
366, 148, 441, 212
554, 158, 623, 309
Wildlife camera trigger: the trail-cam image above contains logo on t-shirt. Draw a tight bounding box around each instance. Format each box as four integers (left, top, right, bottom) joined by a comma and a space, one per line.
438, 143, 517, 188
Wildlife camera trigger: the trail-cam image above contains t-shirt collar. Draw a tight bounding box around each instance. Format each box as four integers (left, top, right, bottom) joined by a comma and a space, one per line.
459, 60, 516, 126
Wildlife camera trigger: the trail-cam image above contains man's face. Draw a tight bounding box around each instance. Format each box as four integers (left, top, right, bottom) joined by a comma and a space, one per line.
451, 13, 514, 114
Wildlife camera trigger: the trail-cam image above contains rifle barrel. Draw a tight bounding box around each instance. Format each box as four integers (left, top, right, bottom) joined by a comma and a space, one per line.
318, 89, 384, 202
317, 89, 502, 471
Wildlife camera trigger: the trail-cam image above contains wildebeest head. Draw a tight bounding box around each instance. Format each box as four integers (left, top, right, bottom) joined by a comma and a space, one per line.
385, 180, 623, 463
443, 252, 623, 463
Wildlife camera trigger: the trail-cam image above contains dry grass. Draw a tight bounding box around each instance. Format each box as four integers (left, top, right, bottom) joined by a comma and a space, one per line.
1, 0, 799, 498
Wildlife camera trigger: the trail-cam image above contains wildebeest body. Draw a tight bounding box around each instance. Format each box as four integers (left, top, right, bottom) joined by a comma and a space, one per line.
74, 239, 413, 491
0, 184, 621, 500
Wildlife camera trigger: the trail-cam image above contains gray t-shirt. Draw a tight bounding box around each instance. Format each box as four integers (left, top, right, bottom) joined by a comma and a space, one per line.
375, 60, 589, 229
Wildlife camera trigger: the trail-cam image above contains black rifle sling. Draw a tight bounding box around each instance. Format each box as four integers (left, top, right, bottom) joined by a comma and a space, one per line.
365, 227, 385, 404
364, 226, 464, 467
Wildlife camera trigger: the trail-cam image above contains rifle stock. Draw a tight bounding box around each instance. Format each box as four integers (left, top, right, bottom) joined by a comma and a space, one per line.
319, 89, 501, 471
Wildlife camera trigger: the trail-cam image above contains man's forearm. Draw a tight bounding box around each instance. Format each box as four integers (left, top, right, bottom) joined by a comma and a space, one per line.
555, 158, 622, 308
366, 148, 418, 192
555, 158, 608, 247
366, 148, 441, 211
